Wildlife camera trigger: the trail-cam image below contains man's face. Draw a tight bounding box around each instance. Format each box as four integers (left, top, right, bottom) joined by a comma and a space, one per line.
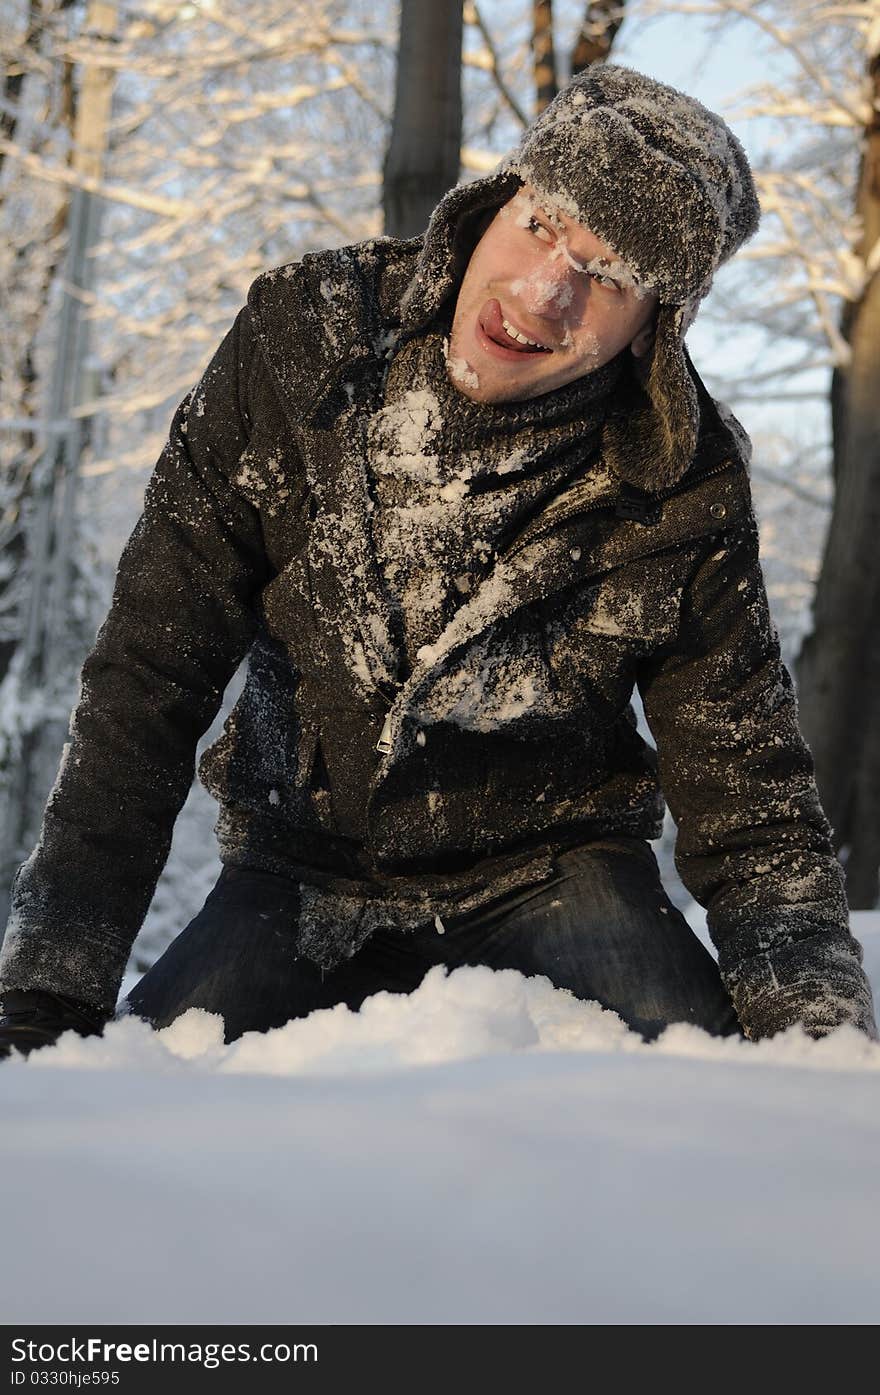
446, 185, 659, 403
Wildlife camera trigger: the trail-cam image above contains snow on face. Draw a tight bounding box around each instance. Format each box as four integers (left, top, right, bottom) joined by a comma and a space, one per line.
507, 190, 648, 304
446, 185, 658, 405
444, 351, 479, 391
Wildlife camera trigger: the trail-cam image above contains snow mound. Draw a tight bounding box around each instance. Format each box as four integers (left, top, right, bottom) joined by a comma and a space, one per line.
15, 915, 880, 1078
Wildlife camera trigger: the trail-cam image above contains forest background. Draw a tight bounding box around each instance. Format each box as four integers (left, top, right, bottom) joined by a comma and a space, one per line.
2, 0, 878, 979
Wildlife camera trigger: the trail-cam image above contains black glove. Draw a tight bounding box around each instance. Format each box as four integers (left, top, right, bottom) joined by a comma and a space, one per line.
0, 988, 106, 1060
732, 968, 878, 1043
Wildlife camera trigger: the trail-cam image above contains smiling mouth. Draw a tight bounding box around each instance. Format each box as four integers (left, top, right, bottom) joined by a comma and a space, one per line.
478, 299, 553, 356
500, 317, 547, 350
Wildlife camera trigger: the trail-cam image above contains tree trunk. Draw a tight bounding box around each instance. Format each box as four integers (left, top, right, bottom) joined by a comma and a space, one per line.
532, 0, 557, 113
846, 613, 880, 901
382, 0, 463, 239
570, 1, 627, 75
532, 1, 627, 115
796, 44, 880, 909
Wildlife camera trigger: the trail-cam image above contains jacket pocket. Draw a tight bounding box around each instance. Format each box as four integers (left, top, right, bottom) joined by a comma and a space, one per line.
576, 575, 683, 644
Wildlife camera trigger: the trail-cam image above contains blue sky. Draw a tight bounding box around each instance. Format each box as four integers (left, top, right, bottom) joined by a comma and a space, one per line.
618, 7, 774, 122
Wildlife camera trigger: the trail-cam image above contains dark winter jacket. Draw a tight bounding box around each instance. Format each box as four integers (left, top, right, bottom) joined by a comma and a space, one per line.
0, 235, 875, 1042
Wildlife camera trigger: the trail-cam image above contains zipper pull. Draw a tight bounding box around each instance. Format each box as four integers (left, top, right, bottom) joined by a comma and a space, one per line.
376, 710, 394, 755
615, 485, 662, 526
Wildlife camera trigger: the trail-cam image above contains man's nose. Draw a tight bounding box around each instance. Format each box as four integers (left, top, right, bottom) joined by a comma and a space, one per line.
516, 257, 585, 319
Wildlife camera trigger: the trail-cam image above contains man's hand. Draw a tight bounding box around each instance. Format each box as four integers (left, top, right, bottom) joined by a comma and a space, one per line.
0, 988, 106, 1061
735, 973, 879, 1044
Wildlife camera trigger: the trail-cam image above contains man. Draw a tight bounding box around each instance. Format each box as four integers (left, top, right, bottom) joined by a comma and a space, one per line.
1, 65, 875, 1059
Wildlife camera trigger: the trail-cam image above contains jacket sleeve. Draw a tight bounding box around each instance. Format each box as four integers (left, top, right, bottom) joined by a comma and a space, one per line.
637, 511, 877, 1041
0, 304, 273, 1019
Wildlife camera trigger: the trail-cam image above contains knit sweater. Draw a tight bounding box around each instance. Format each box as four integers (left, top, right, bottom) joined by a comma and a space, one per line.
367, 322, 624, 672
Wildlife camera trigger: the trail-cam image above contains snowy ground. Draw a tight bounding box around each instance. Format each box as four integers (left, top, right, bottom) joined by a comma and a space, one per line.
2, 914, 878, 1326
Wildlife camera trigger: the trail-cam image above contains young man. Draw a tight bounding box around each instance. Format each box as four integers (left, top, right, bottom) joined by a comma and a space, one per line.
1, 65, 875, 1058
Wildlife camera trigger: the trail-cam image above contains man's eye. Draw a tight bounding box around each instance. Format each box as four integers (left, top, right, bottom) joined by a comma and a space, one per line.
526, 216, 554, 243
589, 270, 621, 291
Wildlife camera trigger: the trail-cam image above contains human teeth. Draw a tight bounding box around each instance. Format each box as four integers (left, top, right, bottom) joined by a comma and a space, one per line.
502, 317, 543, 348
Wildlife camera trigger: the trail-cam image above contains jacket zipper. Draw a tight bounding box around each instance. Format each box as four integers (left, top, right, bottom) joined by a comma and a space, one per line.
374, 675, 405, 754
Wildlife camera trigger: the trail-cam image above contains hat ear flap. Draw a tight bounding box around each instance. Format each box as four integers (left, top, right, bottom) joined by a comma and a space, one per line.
601, 303, 700, 492
399, 169, 523, 331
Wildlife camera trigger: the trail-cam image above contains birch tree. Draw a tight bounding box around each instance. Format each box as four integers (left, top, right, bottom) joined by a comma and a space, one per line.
0, 0, 397, 924
0, 0, 111, 922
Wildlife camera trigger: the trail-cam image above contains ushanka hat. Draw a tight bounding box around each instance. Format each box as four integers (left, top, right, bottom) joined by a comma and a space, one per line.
399, 63, 761, 489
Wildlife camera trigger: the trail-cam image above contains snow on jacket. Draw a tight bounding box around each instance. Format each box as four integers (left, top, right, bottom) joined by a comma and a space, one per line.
0, 234, 875, 1042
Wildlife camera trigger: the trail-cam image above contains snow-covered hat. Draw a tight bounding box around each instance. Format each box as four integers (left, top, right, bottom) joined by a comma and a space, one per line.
400, 63, 760, 488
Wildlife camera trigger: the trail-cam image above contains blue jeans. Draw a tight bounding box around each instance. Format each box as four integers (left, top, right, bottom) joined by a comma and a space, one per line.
123, 838, 742, 1043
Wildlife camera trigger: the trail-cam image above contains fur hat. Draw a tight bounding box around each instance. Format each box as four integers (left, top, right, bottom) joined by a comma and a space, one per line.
400, 64, 760, 489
